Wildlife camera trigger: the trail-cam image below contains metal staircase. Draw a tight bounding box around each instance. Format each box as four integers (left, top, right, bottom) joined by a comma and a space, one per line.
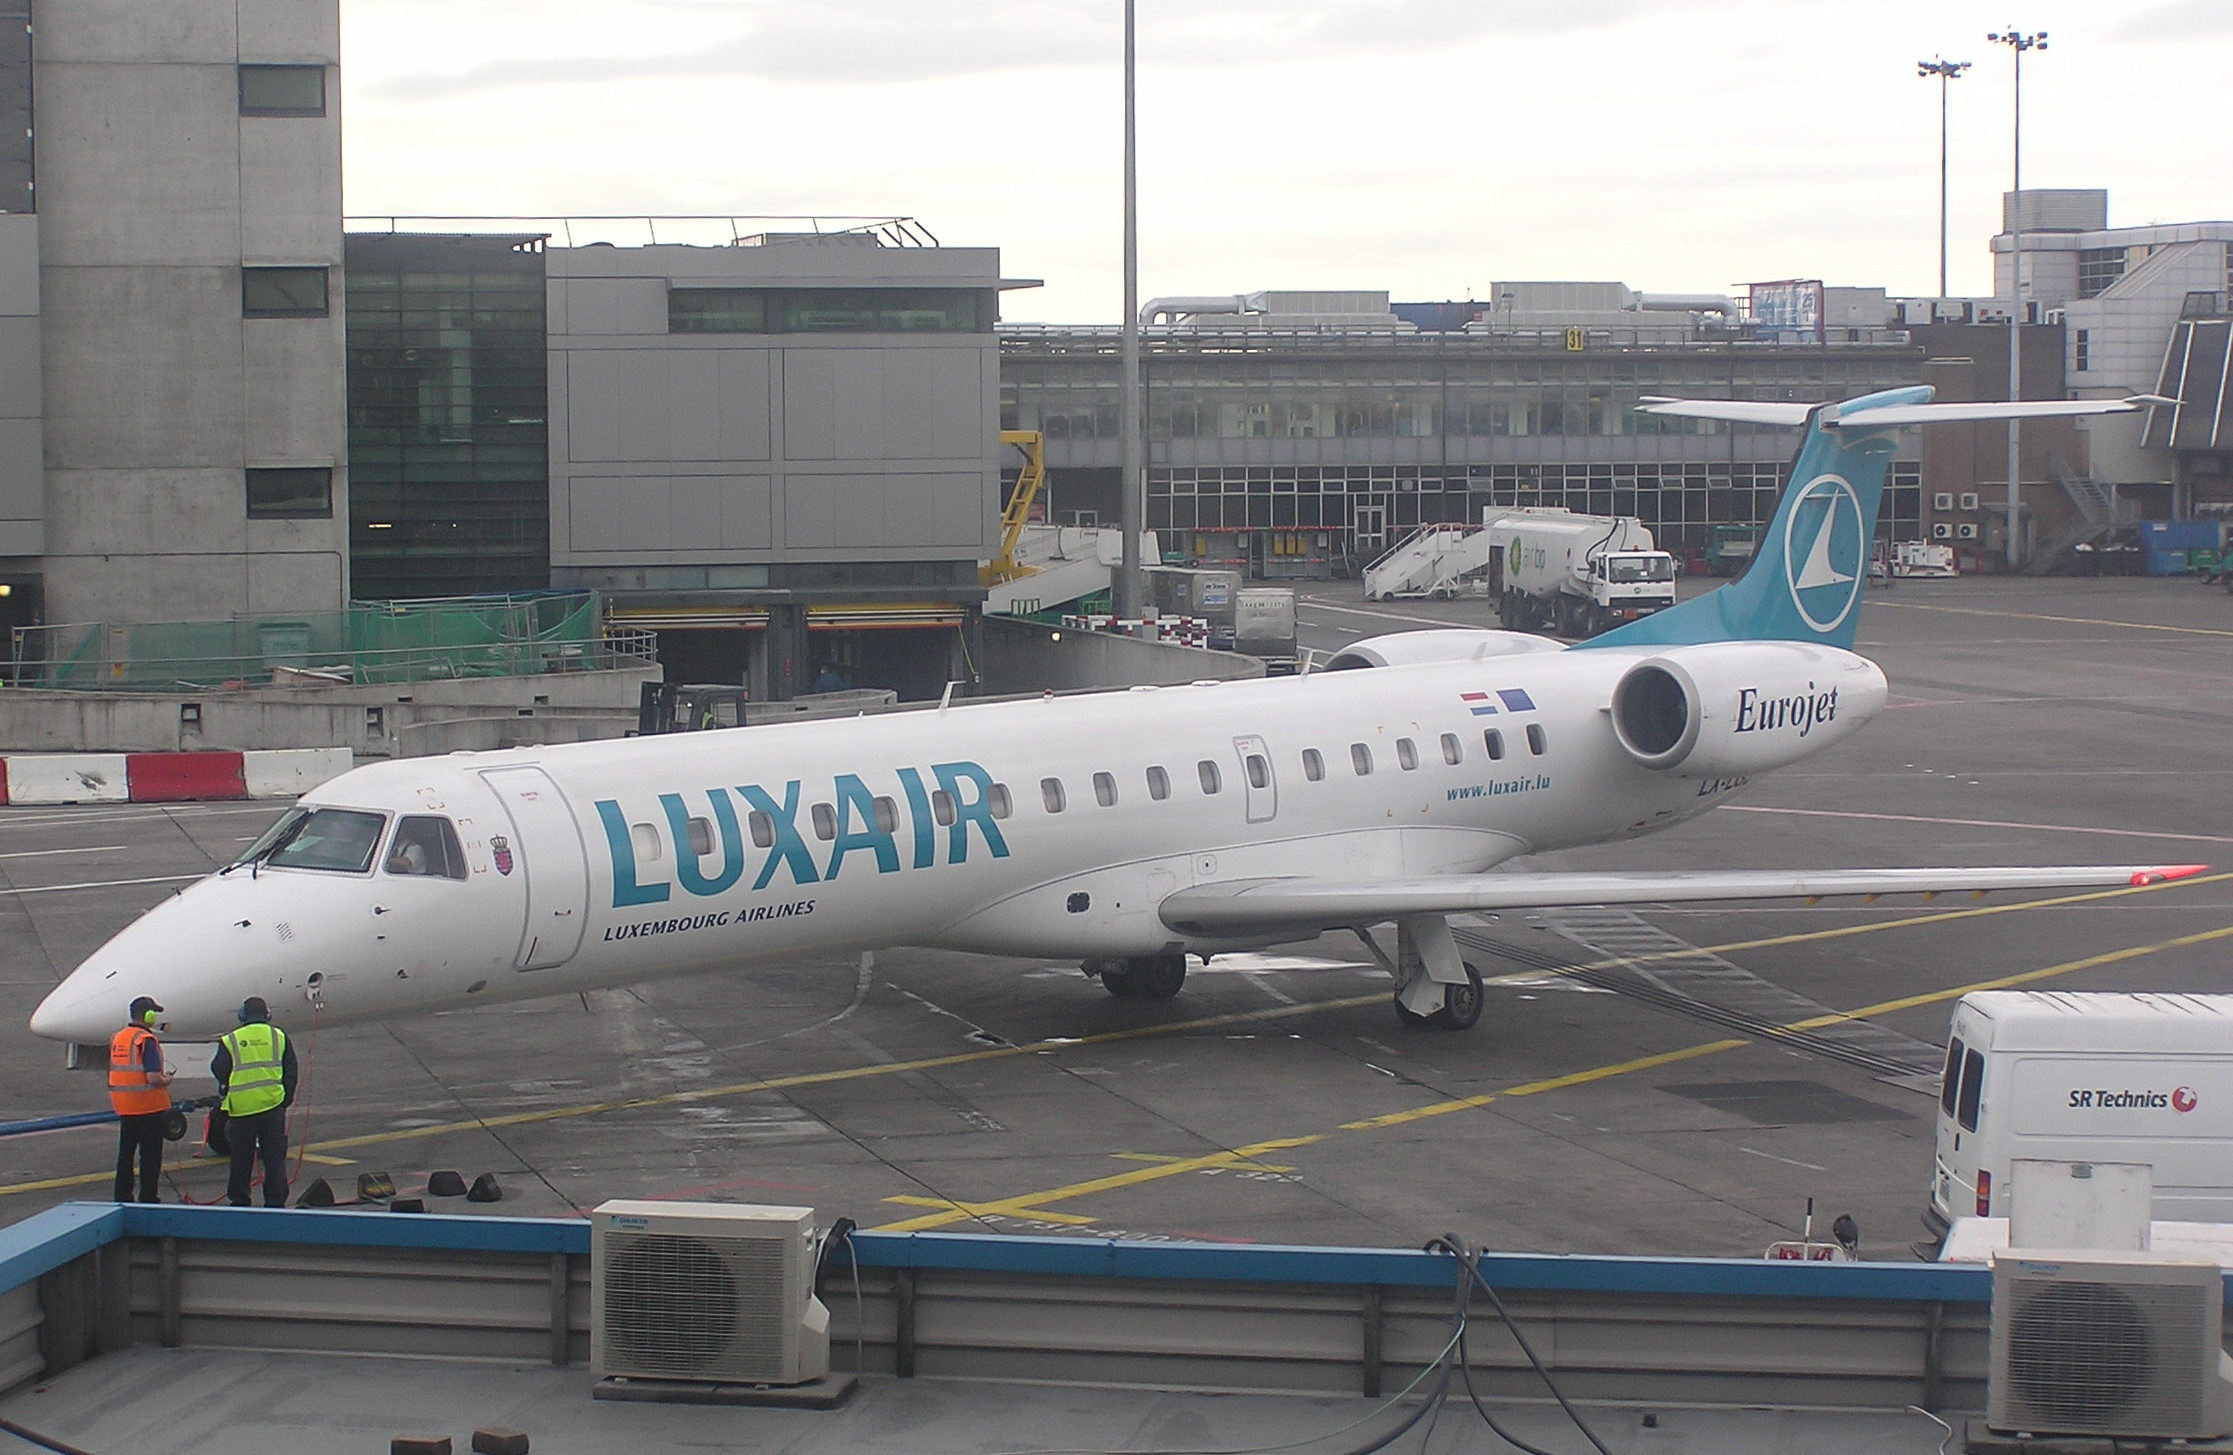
2023, 452, 2119, 575
1361, 525, 1491, 600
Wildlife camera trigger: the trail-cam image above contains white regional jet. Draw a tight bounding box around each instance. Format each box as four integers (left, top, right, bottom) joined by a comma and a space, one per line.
30, 386, 2204, 1044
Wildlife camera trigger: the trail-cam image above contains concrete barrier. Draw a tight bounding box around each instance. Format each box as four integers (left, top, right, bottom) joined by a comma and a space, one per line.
1, 749, 350, 805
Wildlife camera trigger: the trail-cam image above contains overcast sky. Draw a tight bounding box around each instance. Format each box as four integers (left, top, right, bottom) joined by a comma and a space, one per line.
339, 0, 2233, 322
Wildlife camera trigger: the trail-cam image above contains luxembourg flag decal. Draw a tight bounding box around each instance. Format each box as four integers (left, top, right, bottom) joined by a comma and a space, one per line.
1461, 689, 1537, 715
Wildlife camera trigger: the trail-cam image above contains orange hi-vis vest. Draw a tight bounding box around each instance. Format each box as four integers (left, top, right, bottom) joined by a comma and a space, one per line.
108, 1026, 169, 1116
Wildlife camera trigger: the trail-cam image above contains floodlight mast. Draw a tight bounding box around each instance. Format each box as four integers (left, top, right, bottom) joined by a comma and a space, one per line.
1987, 26, 2046, 569
1116, 0, 1143, 620
1916, 57, 1971, 301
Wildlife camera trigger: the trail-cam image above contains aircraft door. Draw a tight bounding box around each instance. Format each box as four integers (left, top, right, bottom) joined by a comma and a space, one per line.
479, 766, 590, 970
1232, 735, 1277, 824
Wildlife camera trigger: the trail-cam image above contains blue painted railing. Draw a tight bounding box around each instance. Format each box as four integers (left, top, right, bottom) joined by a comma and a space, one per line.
0, 1201, 2006, 1306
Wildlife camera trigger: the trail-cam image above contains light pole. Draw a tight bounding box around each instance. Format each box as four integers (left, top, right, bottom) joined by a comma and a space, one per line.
1116, 0, 1143, 619
1916, 57, 1970, 301
1987, 26, 2045, 569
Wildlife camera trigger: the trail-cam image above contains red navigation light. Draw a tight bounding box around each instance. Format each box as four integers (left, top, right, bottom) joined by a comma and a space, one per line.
2132, 865, 2211, 887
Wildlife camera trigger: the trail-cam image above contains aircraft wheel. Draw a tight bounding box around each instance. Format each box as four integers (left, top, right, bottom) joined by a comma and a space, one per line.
1393, 992, 1431, 1028
1428, 964, 1486, 1030
1132, 954, 1187, 1000
1098, 961, 1143, 998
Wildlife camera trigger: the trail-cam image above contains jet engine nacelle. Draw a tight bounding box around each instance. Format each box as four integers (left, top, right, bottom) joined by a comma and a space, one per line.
1324, 629, 1562, 671
1608, 641, 1886, 778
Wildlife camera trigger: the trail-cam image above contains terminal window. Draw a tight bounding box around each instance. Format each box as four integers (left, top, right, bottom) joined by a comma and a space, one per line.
243, 267, 330, 318
246, 467, 332, 520
239, 64, 326, 117
667, 288, 986, 334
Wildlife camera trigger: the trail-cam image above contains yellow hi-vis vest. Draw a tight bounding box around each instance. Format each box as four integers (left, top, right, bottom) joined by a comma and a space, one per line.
219, 1023, 287, 1117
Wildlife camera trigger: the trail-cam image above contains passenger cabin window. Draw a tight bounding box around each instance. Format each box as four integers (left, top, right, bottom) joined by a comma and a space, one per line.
748, 810, 776, 848
1351, 743, 1373, 776
1396, 738, 1419, 771
810, 803, 837, 841
1956, 1048, 1985, 1133
1244, 753, 1270, 790
682, 817, 714, 857
1147, 766, 1171, 801
988, 784, 1013, 819
254, 807, 385, 874
1302, 749, 1324, 782
384, 816, 467, 880
1526, 724, 1547, 756
872, 797, 899, 835
1041, 778, 1066, 813
1939, 1039, 1964, 1117
1197, 760, 1222, 794
1093, 772, 1118, 807
1440, 733, 1463, 766
930, 791, 957, 827
1483, 729, 1505, 760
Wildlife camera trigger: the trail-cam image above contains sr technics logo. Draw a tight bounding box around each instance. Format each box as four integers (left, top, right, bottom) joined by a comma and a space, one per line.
2175, 1086, 2199, 1113
1782, 473, 1865, 634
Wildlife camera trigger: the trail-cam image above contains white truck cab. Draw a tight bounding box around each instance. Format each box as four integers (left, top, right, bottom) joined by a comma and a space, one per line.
1928, 991, 2233, 1244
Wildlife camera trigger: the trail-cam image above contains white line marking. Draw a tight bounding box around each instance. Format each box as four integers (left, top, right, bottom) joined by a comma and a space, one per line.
0, 845, 124, 860
1740, 1146, 1828, 1172
2, 874, 200, 897
1721, 804, 2233, 845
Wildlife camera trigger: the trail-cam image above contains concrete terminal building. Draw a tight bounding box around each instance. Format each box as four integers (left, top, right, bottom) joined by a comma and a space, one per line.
0, 0, 347, 637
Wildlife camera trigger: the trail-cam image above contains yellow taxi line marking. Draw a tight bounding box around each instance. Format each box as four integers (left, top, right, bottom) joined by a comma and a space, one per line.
1110, 1152, 1296, 1172
873, 1138, 1323, 1233
882, 1197, 1101, 1226
893, 917, 2233, 1228
0, 1151, 360, 1199
1872, 601, 2233, 638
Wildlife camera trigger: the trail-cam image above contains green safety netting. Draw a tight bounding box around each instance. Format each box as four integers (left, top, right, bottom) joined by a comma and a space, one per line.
11, 593, 647, 691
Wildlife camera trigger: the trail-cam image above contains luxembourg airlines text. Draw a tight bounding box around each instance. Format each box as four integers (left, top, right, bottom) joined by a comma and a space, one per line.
1733, 683, 1839, 738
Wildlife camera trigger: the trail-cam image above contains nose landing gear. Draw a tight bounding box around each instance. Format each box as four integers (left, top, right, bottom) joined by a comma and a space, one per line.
1087, 953, 1188, 1001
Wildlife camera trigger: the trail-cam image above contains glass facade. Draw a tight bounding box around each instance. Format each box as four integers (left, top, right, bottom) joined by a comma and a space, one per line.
669, 287, 989, 334
345, 233, 550, 599
1001, 331, 1928, 562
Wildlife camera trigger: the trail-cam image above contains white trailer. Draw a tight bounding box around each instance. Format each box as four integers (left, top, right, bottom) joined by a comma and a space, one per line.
1927, 992, 2233, 1245
1483, 508, 1676, 638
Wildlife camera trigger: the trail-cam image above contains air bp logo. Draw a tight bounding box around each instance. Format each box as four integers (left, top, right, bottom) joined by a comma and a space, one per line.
1782, 473, 1866, 633
491, 836, 514, 877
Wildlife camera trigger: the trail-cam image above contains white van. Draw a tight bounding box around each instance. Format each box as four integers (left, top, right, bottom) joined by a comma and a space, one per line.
1927, 992, 2233, 1242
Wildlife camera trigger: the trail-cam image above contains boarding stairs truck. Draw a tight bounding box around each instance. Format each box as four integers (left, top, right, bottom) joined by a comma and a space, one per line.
1925, 992, 2233, 1247
1362, 525, 1493, 601
1484, 508, 1677, 638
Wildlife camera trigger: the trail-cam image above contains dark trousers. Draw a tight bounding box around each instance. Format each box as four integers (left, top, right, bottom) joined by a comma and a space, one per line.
113, 1112, 165, 1203
225, 1107, 289, 1208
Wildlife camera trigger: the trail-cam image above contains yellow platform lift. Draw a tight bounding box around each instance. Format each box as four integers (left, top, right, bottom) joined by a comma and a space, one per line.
980, 430, 1046, 587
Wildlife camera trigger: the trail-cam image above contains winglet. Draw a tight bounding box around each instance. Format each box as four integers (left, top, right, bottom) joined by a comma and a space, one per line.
2131, 864, 2211, 887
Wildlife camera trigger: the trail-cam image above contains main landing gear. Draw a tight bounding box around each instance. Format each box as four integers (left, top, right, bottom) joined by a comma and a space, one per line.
1357, 916, 1489, 1031
1088, 953, 1188, 1001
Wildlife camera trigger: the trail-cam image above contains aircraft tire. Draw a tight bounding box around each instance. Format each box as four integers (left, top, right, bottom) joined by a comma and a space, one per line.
1133, 954, 1187, 1000
1393, 993, 1431, 1028
1428, 964, 1486, 1030
1100, 963, 1142, 998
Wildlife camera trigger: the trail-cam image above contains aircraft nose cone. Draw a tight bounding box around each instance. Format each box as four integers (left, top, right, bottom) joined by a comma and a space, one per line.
29, 980, 106, 1044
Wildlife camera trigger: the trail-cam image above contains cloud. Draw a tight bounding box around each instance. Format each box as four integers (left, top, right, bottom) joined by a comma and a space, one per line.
2113, 0, 2233, 42
367, 0, 1690, 101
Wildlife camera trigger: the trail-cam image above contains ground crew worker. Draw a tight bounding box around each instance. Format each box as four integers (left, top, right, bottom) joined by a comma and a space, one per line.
211, 997, 298, 1208
109, 996, 173, 1203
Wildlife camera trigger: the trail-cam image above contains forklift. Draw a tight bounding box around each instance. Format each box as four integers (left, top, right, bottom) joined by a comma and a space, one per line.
636, 682, 750, 735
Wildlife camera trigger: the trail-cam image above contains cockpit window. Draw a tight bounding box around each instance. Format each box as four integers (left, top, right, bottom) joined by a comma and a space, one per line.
261, 807, 387, 874
384, 816, 468, 880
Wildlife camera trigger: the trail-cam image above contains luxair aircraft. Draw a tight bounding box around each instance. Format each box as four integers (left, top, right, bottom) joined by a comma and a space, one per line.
30, 386, 2203, 1045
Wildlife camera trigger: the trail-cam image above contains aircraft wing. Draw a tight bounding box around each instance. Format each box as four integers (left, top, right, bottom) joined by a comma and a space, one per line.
1826, 396, 2171, 428
1157, 864, 2208, 937
1636, 398, 1817, 426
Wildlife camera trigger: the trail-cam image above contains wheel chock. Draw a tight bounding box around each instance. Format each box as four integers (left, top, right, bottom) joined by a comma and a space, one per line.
357, 1171, 397, 1200
472, 1429, 529, 1455
295, 1178, 337, 1209
466, 1173, 503, 1204
426, 1169, 468, 1197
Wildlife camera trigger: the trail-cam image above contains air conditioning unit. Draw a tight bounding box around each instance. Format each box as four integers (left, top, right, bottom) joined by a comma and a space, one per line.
1989, 1251, 2233, 1440
1959, 492, 1981, 512
591, 1200, 830, 1386
1957, 523, 1979, 540
1933, 492, 1955, 512
1932, 522, 1954, 540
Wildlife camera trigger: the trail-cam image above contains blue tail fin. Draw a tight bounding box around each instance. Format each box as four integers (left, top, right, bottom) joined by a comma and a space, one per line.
1574, 385, 1932, 651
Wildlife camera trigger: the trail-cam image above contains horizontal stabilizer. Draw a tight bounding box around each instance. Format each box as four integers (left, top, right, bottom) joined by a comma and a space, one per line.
1160, 864, 2209, 937
1636, 398, 1817, 426
1826, 396, 2168, 429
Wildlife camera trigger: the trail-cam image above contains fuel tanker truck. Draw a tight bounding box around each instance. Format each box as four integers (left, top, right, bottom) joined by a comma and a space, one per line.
1485, 508, 1678, 638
